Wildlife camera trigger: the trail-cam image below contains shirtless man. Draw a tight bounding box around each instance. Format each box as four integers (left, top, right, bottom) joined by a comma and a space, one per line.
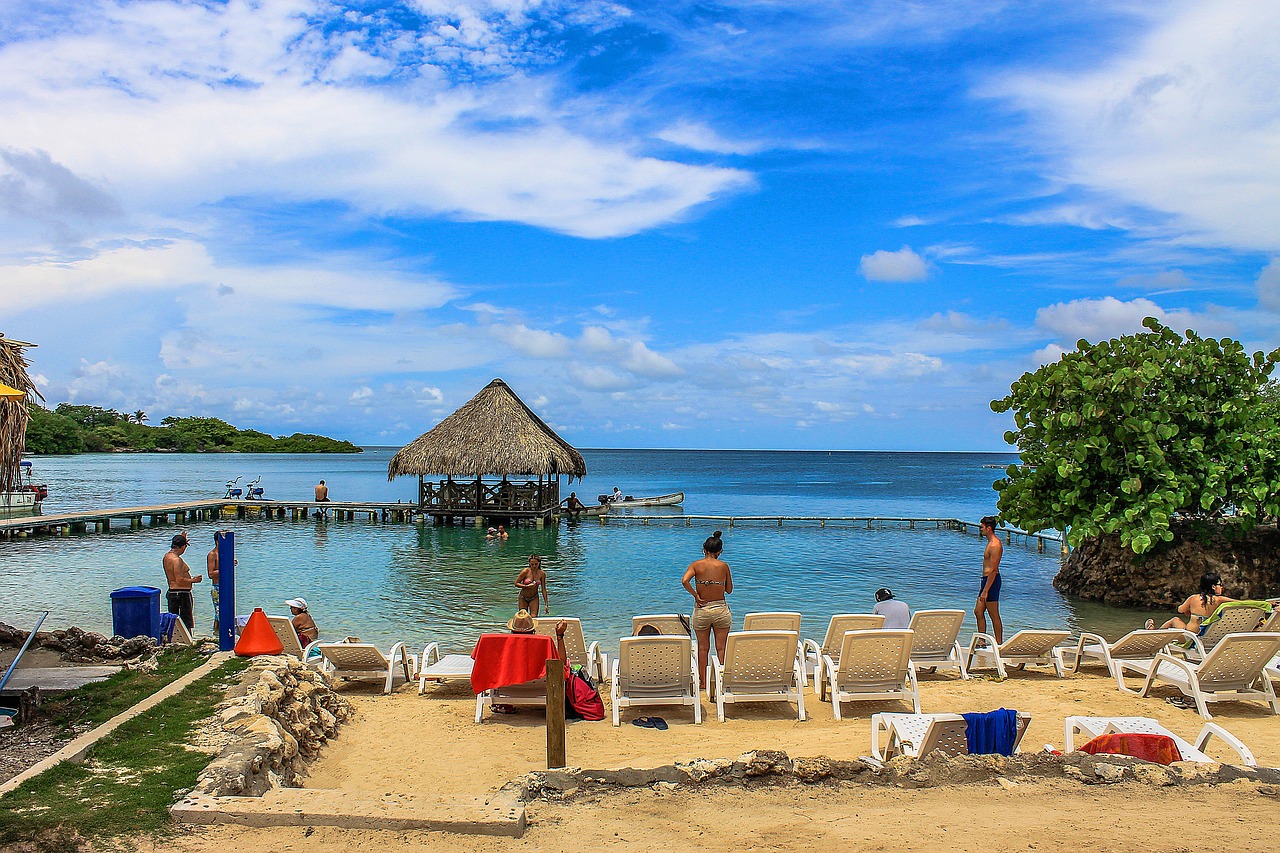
314, 480, 329, 501
164, 533, 202, 631
976, 516, 1004, 644
564, 492, 586, 519
207, 533, 221, 636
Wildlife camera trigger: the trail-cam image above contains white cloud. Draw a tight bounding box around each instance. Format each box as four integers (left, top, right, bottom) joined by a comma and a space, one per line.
1257, 259, 1280, 313
0, 2, 754, 243
1033, 295, 1220, 344
350, 386, 374, 403
859, 246, 928, 282
987, 0, 1280, 252
655, 121, 771, 155
0, 238, 457, 313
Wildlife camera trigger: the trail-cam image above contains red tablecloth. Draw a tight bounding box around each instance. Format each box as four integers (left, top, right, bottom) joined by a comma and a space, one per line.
470, 633, 558, 693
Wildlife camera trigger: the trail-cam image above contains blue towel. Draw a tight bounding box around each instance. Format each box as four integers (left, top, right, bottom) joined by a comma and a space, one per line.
159, 612, 178, 643
962, 708, 1019, 755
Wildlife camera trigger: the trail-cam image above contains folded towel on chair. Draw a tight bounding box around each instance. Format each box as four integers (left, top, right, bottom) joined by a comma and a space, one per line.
1078, 733, 1182, 765
962, 708, 1019, 755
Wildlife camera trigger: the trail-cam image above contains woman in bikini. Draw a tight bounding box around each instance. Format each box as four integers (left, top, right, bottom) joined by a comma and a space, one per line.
682, 530, 733, 680
514, 554, 549, 617
1146, 571, 1234, 633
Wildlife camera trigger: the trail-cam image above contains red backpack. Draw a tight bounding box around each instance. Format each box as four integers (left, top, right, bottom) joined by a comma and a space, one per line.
565, 666, 604, 721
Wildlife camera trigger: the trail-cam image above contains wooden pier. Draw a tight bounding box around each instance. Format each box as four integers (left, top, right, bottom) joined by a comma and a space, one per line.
570, 513, 1068, 554
0, 499, 419, 539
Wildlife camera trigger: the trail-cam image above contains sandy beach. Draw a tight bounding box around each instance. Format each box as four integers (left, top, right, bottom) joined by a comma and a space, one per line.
151, 663, 1280, 852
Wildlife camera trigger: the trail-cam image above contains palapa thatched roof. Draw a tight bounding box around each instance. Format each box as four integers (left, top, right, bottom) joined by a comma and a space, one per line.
387, 378, 586, 480
0, 334, 42, 493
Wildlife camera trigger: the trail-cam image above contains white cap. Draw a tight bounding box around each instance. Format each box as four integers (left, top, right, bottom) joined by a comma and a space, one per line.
284, 597, 308, 611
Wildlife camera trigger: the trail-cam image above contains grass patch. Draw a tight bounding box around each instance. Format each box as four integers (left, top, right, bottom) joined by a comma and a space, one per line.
0, 654, 249, 850
37, 647, 211, 733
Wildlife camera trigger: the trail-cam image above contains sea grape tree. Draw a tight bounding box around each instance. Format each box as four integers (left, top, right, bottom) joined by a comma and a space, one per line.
991, 318, 1280, 554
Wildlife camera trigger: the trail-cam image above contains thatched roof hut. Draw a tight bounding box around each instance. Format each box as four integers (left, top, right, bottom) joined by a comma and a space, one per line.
0, 334, 41, 493
387, 378, 586, 481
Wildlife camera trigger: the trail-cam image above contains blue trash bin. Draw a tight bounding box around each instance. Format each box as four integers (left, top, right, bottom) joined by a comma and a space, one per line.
110, 586, 162, 640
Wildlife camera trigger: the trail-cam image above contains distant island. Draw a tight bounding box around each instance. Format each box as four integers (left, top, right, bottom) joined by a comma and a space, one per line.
24, 404, 362, 454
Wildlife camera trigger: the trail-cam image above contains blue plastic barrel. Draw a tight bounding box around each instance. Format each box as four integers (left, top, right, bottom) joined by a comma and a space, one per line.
110, 586, 161, 640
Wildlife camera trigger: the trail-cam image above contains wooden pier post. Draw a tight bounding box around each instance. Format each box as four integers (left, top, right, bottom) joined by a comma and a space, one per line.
546, 660, 566, 769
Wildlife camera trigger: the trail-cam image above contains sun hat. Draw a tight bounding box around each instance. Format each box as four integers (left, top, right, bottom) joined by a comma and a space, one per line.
284, 597, 308, 611
875, 588, 894, 601
507, 609, 537, 633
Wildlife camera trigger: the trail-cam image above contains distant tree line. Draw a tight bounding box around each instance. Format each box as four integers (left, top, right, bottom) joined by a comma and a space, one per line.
23, 403, 362, 455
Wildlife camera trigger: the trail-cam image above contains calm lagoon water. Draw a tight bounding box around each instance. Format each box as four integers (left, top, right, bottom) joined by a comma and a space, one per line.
1, 449, 1147, 655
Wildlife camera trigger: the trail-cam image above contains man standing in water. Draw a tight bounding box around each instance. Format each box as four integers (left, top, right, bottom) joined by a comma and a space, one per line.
207, 533, 220, 636
976, 516, 1003, 644
164, 533, 202, 632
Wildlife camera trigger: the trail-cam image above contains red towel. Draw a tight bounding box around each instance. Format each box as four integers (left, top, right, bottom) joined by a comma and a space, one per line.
470, 633, 558, 693
1078, 733, 1183, 765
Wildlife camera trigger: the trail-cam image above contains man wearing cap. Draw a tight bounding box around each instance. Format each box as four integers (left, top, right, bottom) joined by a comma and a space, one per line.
286, 598, 318, 644
163, 532, 202, 631
873, 587, 910, 629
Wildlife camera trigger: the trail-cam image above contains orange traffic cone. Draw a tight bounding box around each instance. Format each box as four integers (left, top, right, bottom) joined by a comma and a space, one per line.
235, 607, 284, 657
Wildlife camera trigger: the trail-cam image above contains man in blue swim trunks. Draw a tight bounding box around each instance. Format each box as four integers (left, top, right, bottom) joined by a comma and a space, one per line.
976, 516, 1004, 644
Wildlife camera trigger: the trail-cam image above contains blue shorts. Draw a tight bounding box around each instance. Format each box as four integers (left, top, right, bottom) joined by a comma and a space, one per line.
980, 574, 1001, 603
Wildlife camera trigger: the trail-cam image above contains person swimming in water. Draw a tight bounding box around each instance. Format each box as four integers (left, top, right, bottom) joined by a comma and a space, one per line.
514, 554, 549, 617
681, 530, 733, 681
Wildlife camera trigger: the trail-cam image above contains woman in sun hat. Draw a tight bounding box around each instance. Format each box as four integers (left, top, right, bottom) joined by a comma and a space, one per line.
285, 597, 318, 644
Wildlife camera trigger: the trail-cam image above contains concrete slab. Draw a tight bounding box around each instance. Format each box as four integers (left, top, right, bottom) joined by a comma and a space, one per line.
1, 666, 120, 692
171, 788, 526, 837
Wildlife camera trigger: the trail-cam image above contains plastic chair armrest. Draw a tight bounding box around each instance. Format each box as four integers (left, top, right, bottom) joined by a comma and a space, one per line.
1195, 722, 1257, 767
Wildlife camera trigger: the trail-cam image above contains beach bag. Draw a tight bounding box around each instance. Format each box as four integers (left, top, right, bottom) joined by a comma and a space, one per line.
565, 665, 604, 721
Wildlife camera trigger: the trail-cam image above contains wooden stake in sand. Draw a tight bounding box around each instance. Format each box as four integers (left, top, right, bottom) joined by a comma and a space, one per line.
546, 659, 566, 769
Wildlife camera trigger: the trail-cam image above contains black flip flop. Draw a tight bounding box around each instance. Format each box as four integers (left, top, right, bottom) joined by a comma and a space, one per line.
632, 717, 657, 728
651, 717, 668, 731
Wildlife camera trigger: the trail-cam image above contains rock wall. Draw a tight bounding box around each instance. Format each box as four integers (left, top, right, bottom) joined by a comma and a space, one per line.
193, 656, 353, 797
1054, 522, 1280, 608
0, 623, 159, 663
511, 749, 1280, 801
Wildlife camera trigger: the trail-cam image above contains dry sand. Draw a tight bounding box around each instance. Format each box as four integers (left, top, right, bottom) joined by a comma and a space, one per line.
153, 665, 1280, 852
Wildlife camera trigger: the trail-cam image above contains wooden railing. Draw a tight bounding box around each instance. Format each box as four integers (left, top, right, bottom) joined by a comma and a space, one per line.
418, 479, 561, 514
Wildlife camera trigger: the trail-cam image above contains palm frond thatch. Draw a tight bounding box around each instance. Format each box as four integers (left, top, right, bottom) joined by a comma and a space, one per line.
0, 334, 43, 494
387, 378, 586, 480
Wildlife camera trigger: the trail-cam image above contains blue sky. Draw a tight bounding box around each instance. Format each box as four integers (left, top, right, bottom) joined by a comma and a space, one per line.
2, 0, 1278, 450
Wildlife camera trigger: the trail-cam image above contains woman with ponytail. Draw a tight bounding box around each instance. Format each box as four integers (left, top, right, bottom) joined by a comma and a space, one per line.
1146, 571, 1233, 633
682, 530, 734, 680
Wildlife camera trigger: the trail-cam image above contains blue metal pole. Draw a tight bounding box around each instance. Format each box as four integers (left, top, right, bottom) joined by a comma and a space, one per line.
216, 531, 236, 652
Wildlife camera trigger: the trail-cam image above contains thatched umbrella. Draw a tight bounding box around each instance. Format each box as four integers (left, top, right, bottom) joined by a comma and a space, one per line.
0, 334, 42, 494
388, 378, 586, 481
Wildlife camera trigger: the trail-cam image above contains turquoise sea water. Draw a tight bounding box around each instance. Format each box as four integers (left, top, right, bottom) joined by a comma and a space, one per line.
1, 449, 1147, 655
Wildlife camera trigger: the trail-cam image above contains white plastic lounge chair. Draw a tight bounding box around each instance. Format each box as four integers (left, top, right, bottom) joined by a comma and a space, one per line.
534, 617, 606, 681
709, 630, 805, 722
802, 614, 886, 693
1120, 632, 1280, 719
476, 675, 551, 722
631, 614, 692, 637
168, 618, 195, 646
871, 711, 1031, 760
1063, 628, 1191, 692
1258, 609, 1280, 633
1179, 605, 1269, 661
315, 641, 413, 694
611, 635, 701, 726
416, 643, 475, 694
907, 610, 968, 679
1064, 715, 1256, 766
743, 612, 804, 684
966, 629, 1070, 678
822, 629, 920, 719
266, 615, 322, 666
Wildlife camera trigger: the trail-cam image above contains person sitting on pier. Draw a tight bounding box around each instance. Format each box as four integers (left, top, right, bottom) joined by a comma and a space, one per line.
564, 492, 586, 518
286, 598, 318, 644
163, 533, 202, 632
